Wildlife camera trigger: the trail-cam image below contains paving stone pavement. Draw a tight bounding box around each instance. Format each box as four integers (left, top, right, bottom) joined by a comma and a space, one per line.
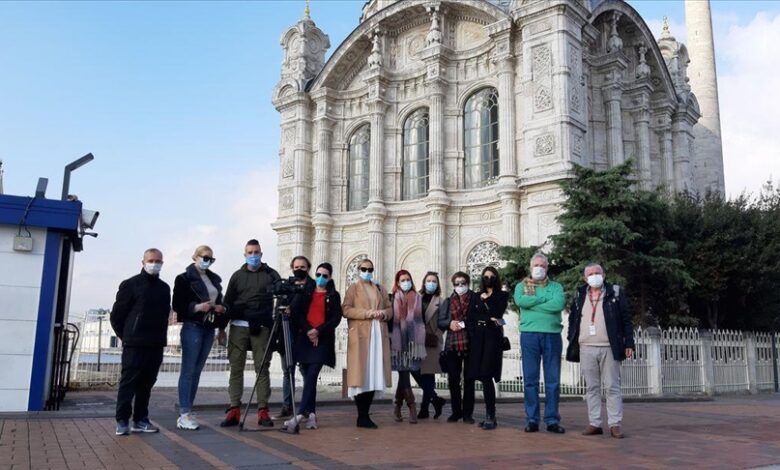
2, 391, 780, 469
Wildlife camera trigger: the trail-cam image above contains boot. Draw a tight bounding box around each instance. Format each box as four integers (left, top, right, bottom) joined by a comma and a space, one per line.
393, 388, 404, 422
405, 389, 418, 424
432, 396, 446, 419
481, 413, 497, 430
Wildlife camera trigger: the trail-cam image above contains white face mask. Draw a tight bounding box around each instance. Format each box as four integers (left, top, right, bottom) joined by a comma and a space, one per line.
399, 280, 412, 292
531, 266, 546, 281
144, 262, 162, 276
587, 274, 604, 289
454, 285, 468, 296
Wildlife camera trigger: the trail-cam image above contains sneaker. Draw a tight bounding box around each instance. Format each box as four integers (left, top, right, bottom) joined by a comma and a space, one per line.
131, 418, 159, 433
257, 407, 274, 427
305, 413, 318, 430
177, 413, 199, 430
283, 414, 306, 430
220, 406, 241, 427
115, 420, 130, 436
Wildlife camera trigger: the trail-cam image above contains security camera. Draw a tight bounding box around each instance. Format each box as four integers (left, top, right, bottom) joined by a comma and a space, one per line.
80, 209, 100, 230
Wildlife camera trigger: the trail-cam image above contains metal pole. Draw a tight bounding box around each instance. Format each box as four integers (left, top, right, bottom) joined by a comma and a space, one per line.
97, 316, 103, 372
772, 333, 779, 393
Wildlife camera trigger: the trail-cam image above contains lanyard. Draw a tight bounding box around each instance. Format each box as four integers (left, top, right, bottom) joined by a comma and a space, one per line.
588, 290, 602, 324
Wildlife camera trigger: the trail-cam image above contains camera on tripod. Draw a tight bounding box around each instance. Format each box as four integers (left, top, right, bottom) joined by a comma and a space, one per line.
271, 276, 305, 309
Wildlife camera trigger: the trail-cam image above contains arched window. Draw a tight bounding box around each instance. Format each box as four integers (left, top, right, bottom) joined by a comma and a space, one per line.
347, 124, 370, 211
463, 88, 499, 188
402, 108, 430, 200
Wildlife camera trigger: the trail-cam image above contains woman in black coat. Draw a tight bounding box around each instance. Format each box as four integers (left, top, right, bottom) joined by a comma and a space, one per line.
284, 262, 342, 430
467, 266, 508, 430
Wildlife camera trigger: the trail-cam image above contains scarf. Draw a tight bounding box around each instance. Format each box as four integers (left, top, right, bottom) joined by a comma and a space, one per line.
449, 292, 470, 352
523, 276, 549, 296
391, 291, 427, 366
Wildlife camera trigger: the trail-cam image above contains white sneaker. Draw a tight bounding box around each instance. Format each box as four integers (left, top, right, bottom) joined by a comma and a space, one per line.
177, 413, 199, 430
283, 414, 306, 430
306, 413, 318, 430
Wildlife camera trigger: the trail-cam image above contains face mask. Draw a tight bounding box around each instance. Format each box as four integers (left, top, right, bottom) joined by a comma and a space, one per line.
245, 254, 262, 268
315, 275, 329, 287
359, 271, 373, 282
425, 281, 438, 294
454, 285, 468, 296
293, 269, 307, 280
587, 274, 604, 289
482, 277, 495, 288
399, 280, 412, 292
531, 266, 546, 281
197, 258, 212, 270
144, 263, 162, 276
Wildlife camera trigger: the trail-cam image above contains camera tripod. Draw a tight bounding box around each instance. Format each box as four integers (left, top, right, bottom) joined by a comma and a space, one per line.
239, 298, 300, 434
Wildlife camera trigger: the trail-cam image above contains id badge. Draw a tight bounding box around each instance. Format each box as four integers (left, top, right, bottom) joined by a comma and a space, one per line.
588, 324, 597, 336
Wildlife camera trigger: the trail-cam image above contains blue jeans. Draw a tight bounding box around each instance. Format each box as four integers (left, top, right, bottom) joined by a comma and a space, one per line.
520, 331, 562, 426
178, 322, 215, 414
297, 363, 323, 415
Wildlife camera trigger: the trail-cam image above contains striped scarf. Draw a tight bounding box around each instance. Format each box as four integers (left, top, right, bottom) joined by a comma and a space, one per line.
523, 276, 549, 296
391, 291, 427, 367
449, 293, 470, 352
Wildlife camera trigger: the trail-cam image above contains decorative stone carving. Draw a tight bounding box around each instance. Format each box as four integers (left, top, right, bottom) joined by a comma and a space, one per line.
276, 13, 330, 99
533, 46, 551, 79
534, 134, 555, 157
280, 188, 294, 210
573, 133, 584, 156
570, 84, 581, 113
528, 21, 551, 36
607, 12, 623, 53
426, 7, 442, 47
345, 254, 368, 286
368, 30, 383, 70
281, 155, 294, 178
466, 241, 501, 283
636, 43, 651, 79
528, 189, 561, 205
455, 22, 488, 51
534, 86, 553, 111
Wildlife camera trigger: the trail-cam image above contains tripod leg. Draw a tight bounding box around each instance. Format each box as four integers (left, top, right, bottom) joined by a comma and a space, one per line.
281, 316, 299, 433
239, 317, 281, 430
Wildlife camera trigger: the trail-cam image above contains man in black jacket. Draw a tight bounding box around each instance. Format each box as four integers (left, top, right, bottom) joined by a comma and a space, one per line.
110, 248, 171, 436
566, 263, 634, 439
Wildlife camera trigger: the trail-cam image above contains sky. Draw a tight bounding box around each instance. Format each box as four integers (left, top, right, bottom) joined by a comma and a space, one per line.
1, 0, 778, 319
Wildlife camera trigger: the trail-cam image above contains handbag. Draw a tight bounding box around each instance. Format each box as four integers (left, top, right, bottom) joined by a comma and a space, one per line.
425, 332, 439, 348
501, 336, 511, 352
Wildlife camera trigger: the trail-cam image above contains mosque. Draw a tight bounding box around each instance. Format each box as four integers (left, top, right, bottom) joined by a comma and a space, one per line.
271, 0, 725, 291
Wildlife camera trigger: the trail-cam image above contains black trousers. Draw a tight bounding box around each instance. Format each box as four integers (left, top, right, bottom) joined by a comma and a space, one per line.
478, 376, 496, 417
411, 371, 437, 411
116, 346, 164, 422
444, 351, 474, 418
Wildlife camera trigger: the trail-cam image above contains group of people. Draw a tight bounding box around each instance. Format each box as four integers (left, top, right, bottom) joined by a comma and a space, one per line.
109, 242, 634, 439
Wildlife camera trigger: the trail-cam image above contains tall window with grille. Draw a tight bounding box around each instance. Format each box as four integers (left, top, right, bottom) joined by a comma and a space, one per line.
402, 108, 430, 200
463, 87, 499, 188
347, 124, 370, 211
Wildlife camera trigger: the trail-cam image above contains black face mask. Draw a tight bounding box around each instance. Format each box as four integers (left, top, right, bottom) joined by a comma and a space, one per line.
482, 277, 496, 288
293, 269, 308, 280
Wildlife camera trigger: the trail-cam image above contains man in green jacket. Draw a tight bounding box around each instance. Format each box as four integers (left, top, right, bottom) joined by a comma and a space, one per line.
513, 253, 566, 434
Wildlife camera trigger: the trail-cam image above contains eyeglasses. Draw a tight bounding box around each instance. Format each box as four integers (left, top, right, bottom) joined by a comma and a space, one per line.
315, 273, 330, 279
359, 267, 374, 273
201, 256, 216, 263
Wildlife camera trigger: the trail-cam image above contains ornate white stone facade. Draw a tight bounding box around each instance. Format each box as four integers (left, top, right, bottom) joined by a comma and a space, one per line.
271, 0, 724, 292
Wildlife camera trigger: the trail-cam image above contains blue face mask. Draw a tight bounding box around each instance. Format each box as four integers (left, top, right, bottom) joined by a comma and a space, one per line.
399, 280, 412, 292
425, 281, 438, 294
245, 254, 262, 268
315, 275, 329, 287
359, 271, 373, 282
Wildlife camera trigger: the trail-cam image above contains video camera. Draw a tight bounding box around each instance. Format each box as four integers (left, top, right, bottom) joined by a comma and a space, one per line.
271, 276, 305, 308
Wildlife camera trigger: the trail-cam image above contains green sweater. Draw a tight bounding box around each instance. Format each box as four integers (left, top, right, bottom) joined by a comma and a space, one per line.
513, 280, 566, 334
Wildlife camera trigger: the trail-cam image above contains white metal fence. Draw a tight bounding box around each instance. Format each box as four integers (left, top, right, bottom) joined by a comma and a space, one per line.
69, 322, 780, 398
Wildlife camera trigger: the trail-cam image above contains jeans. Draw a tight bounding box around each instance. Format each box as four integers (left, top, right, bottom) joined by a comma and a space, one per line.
177, 322, 215, 414
520, 332, 562, 426
297, 363, 323, 415
116, 346, 163, 422
411, 371, 436, 411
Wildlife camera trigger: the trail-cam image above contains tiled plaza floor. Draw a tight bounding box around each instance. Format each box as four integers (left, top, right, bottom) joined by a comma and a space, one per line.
2, 390, 780, 469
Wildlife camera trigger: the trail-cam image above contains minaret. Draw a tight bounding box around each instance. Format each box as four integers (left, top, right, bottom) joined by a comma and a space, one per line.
685, 0, 725, 193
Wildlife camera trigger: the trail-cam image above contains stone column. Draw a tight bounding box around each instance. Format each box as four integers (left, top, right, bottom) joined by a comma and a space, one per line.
427, 80, 446, 194
672, 112, 695, 192
700, 330, 716, 396
368, 104, 385, 204
366, 205, 387, 282
633, 107, 652, 190
312, 115, 334, 265
645, 327, 664, 397
603, 70, 624, 167
426, 202, 448, 279
496, 55, 517, 181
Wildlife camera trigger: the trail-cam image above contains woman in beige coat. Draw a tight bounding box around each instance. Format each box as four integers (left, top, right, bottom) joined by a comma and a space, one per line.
342, 258, 393, 428
411, 271, 447, 419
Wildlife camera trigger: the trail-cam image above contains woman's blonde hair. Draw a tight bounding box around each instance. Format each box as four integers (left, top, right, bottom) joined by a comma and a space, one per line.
192, 245, 213, 261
